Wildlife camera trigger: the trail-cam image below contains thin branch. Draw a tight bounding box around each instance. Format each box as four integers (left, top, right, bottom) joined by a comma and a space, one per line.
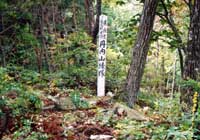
183, 0, 189, 6
160, 0, 169, 17
156, 12, 166, 21
0, 24, 15, 35
159, 0, 185, 77
183, 0, 192, 13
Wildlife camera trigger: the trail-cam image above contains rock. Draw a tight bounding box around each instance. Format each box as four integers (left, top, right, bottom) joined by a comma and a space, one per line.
86, 96, 112, 106
42, 95, 76, 110
90, 135, 114, 140
142, 106, 149, 114
6, 90, 18, 99
126, 135, 135, 140
113, 103, 149, 121
56, 97, 76, 110
114, 107, 127, 117
107, 92, 114, 97
42, 105, 55, 110
75, 111, 86, 119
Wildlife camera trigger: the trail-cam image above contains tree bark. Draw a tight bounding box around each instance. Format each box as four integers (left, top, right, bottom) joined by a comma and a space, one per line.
125, 0, 158, 107
0, 40, 6, 67
181, 0, 200, 115
0, 14, 6, 67
40, 5, 51, 73
184, 0, 200, 80
92, 0, 101, 44
84, 0, 94, 36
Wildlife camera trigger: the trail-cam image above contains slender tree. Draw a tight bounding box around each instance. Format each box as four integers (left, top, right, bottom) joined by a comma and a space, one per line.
40, 4, 51, 73
125, 0, 158, 107
157, 0, 185, 78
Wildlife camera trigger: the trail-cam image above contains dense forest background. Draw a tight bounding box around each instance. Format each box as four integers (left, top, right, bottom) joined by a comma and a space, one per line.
0, 0, 200, 139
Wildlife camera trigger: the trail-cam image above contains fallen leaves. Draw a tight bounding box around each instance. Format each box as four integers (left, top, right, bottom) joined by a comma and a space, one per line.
2, 88, 178, 140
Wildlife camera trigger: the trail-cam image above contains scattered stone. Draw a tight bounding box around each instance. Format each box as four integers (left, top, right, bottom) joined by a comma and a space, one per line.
90, 134, 114, 140
56, 97, 76, 110
113, 103, 149, 121
107, 91, 114, 97
75, 111, 86, 119
114, 106, 127, 117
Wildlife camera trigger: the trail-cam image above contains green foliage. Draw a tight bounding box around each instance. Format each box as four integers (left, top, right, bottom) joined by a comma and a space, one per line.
6, 66, 41, 85
180, 79, 200, 93
51, 32, 96, 87
0, 0, 198, 139
0, 67, 42, 117
13, 119, 48, 140
166, 127, 192, 140
70, 90, 89, 109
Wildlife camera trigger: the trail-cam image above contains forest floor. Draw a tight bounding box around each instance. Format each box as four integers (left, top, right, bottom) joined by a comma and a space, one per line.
1, 85, 194, 140
0, 67, 194, 140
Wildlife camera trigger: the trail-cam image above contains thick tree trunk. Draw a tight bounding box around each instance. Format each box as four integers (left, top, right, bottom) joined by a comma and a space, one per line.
125, 0, 158, 107
84, 0, 94, 36
92, 0, 101, 44
182, 2, 200, 137
181, 0, 200, 113
184, 1, 200, 80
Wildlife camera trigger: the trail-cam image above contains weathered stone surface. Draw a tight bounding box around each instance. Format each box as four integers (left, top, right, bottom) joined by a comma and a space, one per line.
56, 97, 76, 110
42, 95, 76, 110
90, 134, 114, 140
113, 103, 149, 121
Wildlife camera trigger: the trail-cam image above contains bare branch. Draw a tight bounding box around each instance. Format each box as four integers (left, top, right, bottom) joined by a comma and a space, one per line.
158, 0, 185, 77
0, 24, 15, 35
160, 0, 169, 17
183, 0, 189, 6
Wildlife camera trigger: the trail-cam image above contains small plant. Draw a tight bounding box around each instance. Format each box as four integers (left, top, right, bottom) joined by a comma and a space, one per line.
13, 119, 48, 140
166, 126, 192, 140
70, 90, 89, 109
192, 92, 200, 139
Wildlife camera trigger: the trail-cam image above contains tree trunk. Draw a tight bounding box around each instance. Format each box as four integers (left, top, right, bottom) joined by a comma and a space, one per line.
40, 5, 51, 73
92, 0, 101, 44
125, 0, 158, 107
72, 0, 77, 30
0, 14, 6, 67
171, 51, 177, 98
181, 0, 200, 116
34, 47, 42, 73
184, 1, 200, 80
84, 0, 94, 36
0, 41, 6, 67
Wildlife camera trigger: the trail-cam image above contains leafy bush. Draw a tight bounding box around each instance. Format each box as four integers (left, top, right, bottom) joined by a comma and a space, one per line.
0, 67, 42, 117
180, 79, 200, 93
51, 32, 96, 88
13, 119, 48, 140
